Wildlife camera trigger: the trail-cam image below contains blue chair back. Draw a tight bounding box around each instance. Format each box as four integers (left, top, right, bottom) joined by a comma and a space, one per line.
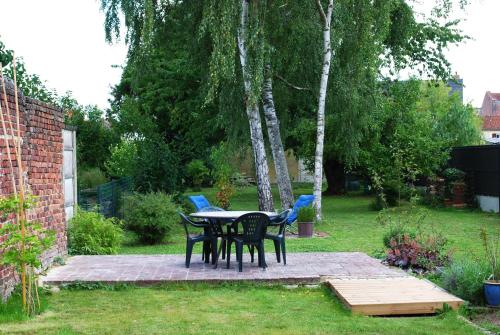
188, 195, 211, 212
287, 195, 315, 224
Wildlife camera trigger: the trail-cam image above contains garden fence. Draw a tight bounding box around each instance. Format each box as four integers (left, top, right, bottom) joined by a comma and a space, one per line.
78, 177, 134, 219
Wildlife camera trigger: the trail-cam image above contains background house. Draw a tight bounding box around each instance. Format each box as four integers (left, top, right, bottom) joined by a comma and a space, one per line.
479, 91, 500, 143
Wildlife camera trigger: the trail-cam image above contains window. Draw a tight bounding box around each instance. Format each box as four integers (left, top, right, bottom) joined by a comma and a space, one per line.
493, 133, 500, 138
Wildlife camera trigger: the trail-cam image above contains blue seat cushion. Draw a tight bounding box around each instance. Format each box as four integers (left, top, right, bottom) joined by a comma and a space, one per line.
287, 195, 315, 224
188, 195, 211, 211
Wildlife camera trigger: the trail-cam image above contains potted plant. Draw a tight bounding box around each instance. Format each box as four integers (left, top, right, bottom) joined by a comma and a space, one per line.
297, 206, 315, 238
481, 227, 500, 306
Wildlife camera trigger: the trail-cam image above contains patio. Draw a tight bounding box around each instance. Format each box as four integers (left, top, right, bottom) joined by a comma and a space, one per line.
42, 252, 406, 285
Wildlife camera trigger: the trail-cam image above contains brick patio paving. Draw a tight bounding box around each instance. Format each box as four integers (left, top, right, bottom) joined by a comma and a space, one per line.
42, 252, 407, 285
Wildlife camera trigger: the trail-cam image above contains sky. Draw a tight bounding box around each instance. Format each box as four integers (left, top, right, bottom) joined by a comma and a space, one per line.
0, 0, 498, 109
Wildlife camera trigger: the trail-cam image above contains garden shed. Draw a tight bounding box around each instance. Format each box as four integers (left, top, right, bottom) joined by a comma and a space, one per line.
450, 145, 500, 213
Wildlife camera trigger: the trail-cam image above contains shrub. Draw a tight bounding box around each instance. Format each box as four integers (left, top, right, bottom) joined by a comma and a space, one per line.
297, 206, 315, 222
440, 258, 490, 305
78, 167, 108, 190
386, 234, 421, 268
442, 168, 465, 183
105, 140, 138, 178
186, 160, 209, 190
379, 203, 449, 271
210, 143, 236, 210
124, 192, 178, 244
383, 224, 417, 249
383, 180, 412, 207
69, 210, 123, 255
134, 139, 180, 194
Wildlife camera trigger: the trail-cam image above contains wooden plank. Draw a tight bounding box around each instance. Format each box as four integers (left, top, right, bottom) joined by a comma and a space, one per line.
326, 277, 463, 316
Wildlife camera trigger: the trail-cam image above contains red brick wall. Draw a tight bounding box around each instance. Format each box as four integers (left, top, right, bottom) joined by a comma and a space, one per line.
0, 79, 67, 299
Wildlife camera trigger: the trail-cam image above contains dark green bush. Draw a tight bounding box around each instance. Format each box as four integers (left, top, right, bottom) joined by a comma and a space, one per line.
383, 180, 411, 207
69, 210, 123, 255
124, 192, 178, 244
440, 258, 490, 305
442, 168, 465, 183
78, 167, 108, 190
186, 159, 209, 190
133, 140, 179, 193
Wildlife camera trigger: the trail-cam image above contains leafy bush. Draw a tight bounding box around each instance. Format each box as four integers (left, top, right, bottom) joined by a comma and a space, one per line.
133, 140, 180, 193
386, 234, 420, 268
379, 203, 449, 271
210, 143, 235, 210
124, 192, 178, 244
78, 167, 108, 190
69, 210, 123, 255
383, 180, 412, 207
442, 168, 465, 183
440, 258, 490, 305
105, 140, 138, 178
297, 206, 315, 222
383, 224, 417, 249
186, 160, 209, 190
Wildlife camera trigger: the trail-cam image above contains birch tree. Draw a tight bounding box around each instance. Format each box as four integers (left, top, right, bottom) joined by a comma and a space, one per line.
313, 0, 334, 220
262, 65, 294, 210
237, 0, 274, 211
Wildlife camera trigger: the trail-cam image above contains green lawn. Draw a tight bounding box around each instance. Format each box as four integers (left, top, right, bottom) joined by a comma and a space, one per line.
2, 185, 498, 334
0, 284, 481, 335
120, 185, 500, 259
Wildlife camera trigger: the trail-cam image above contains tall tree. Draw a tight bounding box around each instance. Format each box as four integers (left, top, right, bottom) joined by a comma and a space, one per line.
237, 0, 274, 211
262, 65, 294, 210
313, 0, 334, 220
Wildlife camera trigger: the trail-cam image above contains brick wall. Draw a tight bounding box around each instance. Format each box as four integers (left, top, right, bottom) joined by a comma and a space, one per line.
0, 79, 67, 300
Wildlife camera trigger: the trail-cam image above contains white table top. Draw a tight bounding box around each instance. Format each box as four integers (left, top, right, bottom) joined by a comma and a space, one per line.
190, 211, 277, 220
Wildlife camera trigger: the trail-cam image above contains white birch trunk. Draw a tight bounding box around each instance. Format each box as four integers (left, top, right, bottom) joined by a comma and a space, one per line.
262, 65, 295, 209
238, 0, 274, 211
313, 0, 334, 221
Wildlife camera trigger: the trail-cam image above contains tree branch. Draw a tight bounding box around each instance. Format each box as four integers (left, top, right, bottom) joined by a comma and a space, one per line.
315, 0, 327, 24
275, 74, 313, 92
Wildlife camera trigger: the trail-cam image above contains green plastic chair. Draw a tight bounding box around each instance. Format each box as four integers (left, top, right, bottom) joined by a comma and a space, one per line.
179, 212, 217, 268
226, 212, 270, 272
265, 209, 292, 265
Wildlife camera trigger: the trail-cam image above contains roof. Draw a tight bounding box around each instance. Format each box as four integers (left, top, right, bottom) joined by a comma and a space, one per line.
487, 92, 500, 101
482, 116, 500, 130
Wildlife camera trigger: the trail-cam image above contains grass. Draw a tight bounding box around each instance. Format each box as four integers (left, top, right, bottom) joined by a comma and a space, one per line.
119, 185, 500, 259
1, 185, 498, 334
0, 284, 481, 335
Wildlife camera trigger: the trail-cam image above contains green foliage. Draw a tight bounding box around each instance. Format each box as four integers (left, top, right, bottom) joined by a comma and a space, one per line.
440, 258, 490, 305
210, 143, 235, 209
0, 196, 55, 271
480, 227, 500, 281
443, 168, 465, 183
133, 139, 180, 193
186, 160, 209, 190
383, 224, 417, 249
378, 201, 449, 270
62, 93, 118, 171
124, 192, 178, 244
0, 39, 57, 103
78, 167, 108, 190
0, 288, 48, 323
297, 206, 315, 223
68, 210, 123, 255
105, 139, 138, 178
0, 195, 55, 316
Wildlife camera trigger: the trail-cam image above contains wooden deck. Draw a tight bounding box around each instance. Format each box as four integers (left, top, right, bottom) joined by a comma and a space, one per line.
326, 277, 463, 316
